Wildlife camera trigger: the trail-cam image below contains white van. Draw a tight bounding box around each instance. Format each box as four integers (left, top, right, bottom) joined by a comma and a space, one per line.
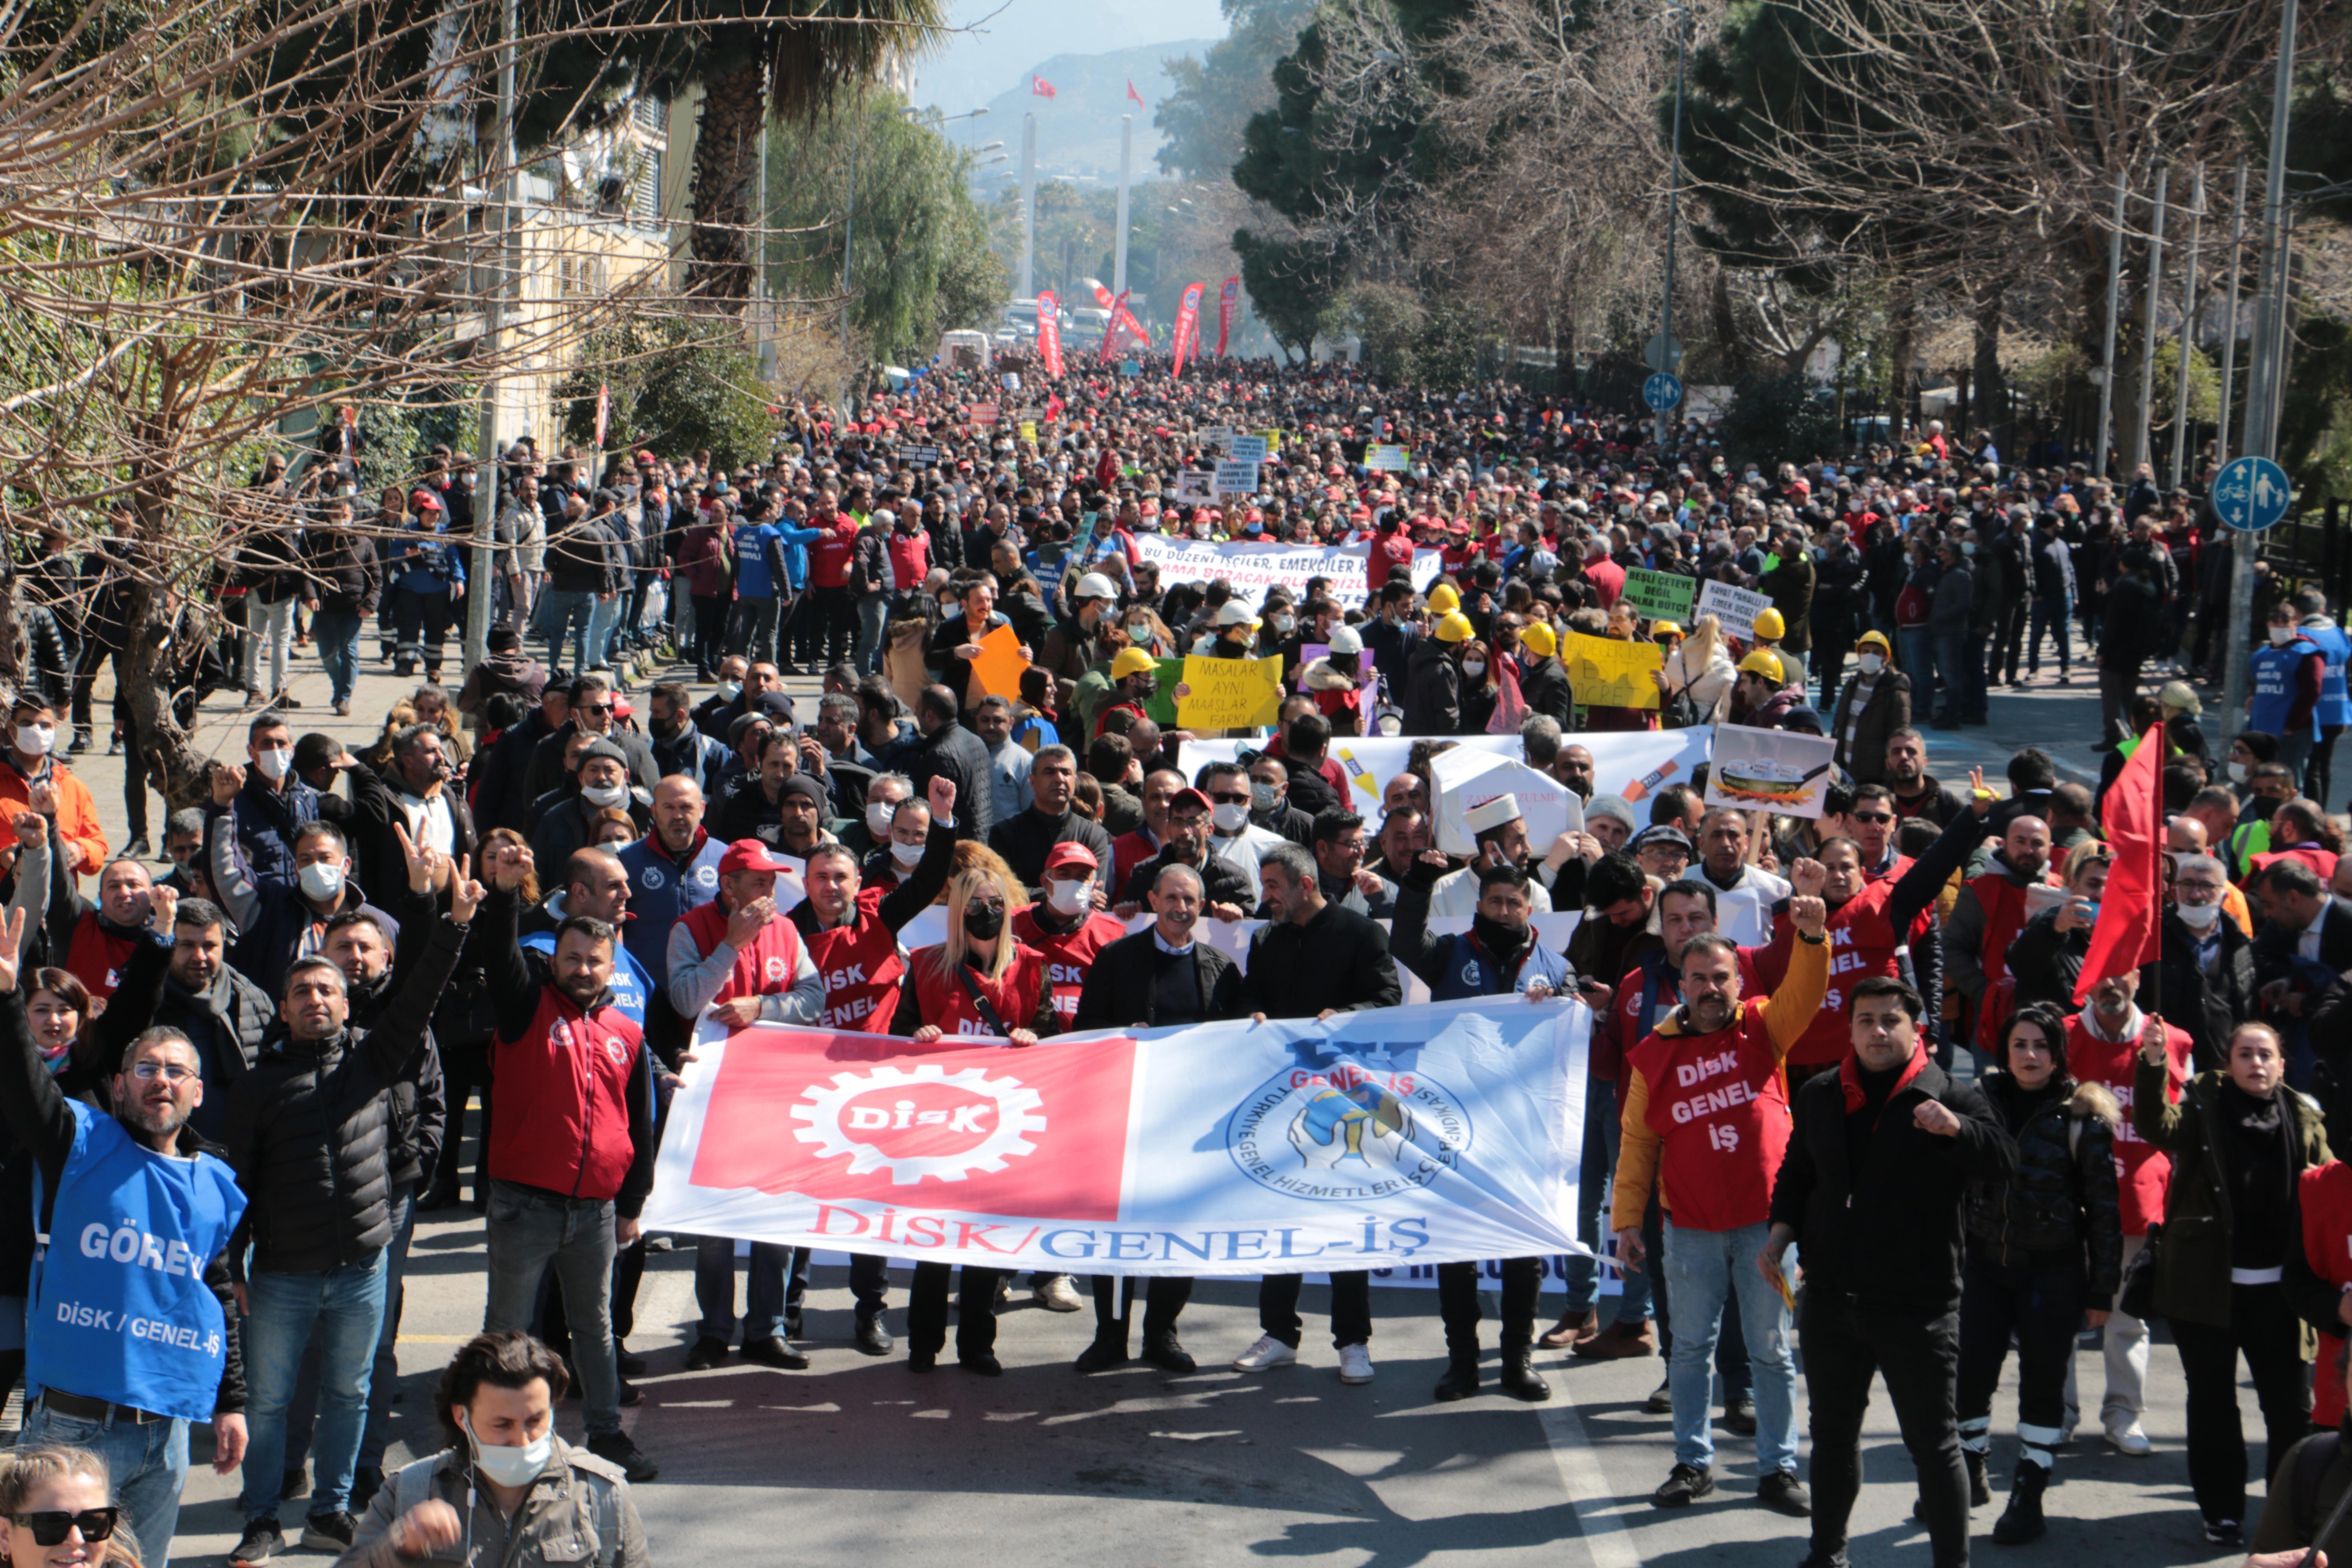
938, 330, 992, 371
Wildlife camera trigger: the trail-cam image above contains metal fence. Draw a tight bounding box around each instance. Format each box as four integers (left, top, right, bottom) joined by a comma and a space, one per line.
2260, 496, 2350, 612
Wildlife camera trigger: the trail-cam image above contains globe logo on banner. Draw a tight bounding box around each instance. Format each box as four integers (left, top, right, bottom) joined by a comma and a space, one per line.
791, 1063, 1046, 1185
1226, 1056, 1473, 1201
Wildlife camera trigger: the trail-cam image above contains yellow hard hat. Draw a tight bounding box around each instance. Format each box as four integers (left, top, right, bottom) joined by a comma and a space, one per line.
1651, 621, 1684, 641
1110, 646, 1159, 680
1752, 607, 1786, 641
1856, 629, 1892, 655
1737, 649, 1785, 683
1518, 620, 1557, 657
1434, 611, 1476, 644
1425, 583, 1461, 615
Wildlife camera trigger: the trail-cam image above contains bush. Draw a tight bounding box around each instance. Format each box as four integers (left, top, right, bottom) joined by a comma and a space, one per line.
556, 320, 773, 470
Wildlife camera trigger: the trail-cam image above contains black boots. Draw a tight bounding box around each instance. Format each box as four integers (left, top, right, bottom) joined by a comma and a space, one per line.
1498, 1347, 1552, 1402
1966, 1450, 1991, 1508
1992, 1462, 2048, 1545
1433, 1356, 1481, 1401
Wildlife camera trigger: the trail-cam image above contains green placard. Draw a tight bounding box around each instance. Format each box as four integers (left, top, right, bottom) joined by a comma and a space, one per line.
1144, 657, 1187, 724
1620, 567, 1696, 623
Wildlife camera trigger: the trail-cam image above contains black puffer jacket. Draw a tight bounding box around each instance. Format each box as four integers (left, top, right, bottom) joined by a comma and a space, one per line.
1402, 637, 1461, 735
219, 915, 464, 1275
1965, 1072, 2126, 1299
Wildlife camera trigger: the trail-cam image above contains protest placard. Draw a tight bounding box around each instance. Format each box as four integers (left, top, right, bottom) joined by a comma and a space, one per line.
1561, 632, 1663, 710
1703, 726, 1837, 819
897, 443, 940, 467
1142, 657, 1188, 724
1620, 568, 1696, 623
1201, 427, 1233, 450
1127, 533, 1442, 611
1177, 654, 1285, 729
1366, 444, 1410, 472
1174, 471, 1216, 504
1213, 460, 1260, 495
1428, 747, 1585, 859
1018, 420, 1038, 443
1226, 434, 1269, 464
1697, 579, 1775, 637
969, 623, 1031, 701
970, 403, 1000, 426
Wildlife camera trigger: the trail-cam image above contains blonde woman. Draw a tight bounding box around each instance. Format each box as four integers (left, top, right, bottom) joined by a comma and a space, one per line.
890, 863, 1056, 1375
1663, 614, 1737, 724
0, 1449, 139, 1568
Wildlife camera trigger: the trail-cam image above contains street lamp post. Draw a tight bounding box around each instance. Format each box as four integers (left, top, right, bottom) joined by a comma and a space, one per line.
1655, 3, 1688, 447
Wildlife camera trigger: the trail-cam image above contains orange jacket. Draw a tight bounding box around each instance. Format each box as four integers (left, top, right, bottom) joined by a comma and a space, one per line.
0, 762, 107, 876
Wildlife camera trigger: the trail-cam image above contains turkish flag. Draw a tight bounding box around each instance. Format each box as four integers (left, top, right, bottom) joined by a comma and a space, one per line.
2074, 724, 2163, 1004
1127, 79, 1145, 107
1032, 75, 1057, 98
689, 1029, 1134, 1220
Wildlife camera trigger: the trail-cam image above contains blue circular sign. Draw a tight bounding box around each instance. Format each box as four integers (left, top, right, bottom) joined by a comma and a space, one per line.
1643, 372, 1684, 413
2213, 455, 2291, 532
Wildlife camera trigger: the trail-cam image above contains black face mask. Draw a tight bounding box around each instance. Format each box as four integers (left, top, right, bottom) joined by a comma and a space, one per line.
964, 904, 1005, 940
1472, 910, 1530, 959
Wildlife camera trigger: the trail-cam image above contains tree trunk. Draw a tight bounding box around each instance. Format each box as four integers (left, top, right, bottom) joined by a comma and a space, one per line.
1886, 281, 1918, 431
1972, 277, 2007, 450
1709, 268, 1752, 380
686, 60, 766, 306
1553, 294, 1576, 398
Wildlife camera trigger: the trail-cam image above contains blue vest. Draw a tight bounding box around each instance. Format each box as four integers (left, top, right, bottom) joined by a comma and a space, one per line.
1424, 930, 1575, 1002
521, 927, 652, 1026
732, 522, 778, 598
2251, 635, 2324, 742
615, 833, 726, 987
27, 1102, 245, 1422
2305, 621, 2352, 729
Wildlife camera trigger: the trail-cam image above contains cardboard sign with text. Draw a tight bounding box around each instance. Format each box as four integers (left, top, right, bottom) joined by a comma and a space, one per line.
1620, 568, 1696, 623
1562, 632, 1663, 710
1697, 580, 1775, 638
1428, 746, 1584, 859
1176, 654, 1285, 730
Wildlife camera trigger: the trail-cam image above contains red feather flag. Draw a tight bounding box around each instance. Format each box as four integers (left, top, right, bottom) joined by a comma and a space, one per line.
2073, 724, 2164, 1005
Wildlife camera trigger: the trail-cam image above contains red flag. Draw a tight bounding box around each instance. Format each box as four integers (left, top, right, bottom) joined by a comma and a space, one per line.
1032, 76, 1057, 98
2073, 724, 2164, 1005
1216, 276, 1240, 358
594, 383, 610, 450
1097, 288, 1132, 363
1127, 79, 1145, 108
1035, 288, 1063, 379
1171, 282, 1205, 377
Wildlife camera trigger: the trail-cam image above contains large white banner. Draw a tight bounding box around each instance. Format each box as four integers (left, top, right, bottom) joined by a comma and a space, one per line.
1128, 532, 1441, 611
645, 998, 1591, 1277
1178, 726, 1712, 821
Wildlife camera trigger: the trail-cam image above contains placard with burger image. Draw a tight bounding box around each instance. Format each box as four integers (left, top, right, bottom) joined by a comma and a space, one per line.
1703, 726, 1837, 820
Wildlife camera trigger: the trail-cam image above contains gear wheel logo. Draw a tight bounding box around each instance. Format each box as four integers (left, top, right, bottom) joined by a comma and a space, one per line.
790, 1064, 1047, 1186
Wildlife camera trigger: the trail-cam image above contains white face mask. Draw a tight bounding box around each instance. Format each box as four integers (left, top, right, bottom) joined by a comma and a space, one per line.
2175, 899, 2222, 929
1045, 876, 1093, 916
2229, 761, 2249, 784
298, 861, 346, 901
1211, 801, 1250, 834
459, 1411, 553, 1490
2269, 626, 2294, 646
1857, 652, 1885, 675
581, 781, 628, 810
716, 680, 743, 702
256, 746, 292, 780
867, 801, 899, 837
889, 837, 925, 867
1461, 659, 1486, 678
13, 723, 53, 756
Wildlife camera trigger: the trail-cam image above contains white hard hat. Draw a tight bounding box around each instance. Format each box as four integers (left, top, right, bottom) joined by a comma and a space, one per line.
1326, 624, 1364, 655
1074, 572, 1119, 602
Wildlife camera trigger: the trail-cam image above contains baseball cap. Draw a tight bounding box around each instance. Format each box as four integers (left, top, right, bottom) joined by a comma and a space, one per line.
1168, 787, 1213, 815
1041, 842, 1099, 879
718, 839, 795, 877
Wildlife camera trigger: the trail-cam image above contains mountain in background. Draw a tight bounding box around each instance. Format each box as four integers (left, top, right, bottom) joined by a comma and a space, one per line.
936, 41, 1219, 179
911, 0, 1226, 118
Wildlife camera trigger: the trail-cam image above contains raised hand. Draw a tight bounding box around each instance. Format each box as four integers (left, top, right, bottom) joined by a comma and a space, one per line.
26, 781, 57, 818
926, 773, 957, 821
448, 856, 485, 924
394, 821, 441, 894
13, 812, 43, 850
485, 839, 534, 893
210, 764, 245, 808
1790, 894, 1828, 940
1789, 856, 1826, 898
0, 907, 25, 992
146, 883, 178, 939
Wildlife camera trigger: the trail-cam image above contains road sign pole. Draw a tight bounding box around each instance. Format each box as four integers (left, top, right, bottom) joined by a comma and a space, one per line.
2217, 455, 2293, 717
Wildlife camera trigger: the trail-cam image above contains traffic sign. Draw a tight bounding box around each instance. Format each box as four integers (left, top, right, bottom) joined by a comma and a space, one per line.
2212, 455, 2291, 532
1644, 334, 1685, 372
1643, 372, 1684, 413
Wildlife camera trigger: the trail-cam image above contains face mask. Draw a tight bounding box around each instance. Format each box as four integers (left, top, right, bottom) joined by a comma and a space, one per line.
867, 802, 898, 837
1960, 541, 1976, 556
1250, 781, 1279, 814
297, 862, 345, 901
13, 723, 53, 756
1857, 652, 1885, 675
889, 837, 925, 867
1461, 659, 1486, 677
1045, 876, 1093, 916
1126, 619, 1152, 638
2229, 761, 2249, 784
256, 746, 292, 781
459, 1412, 553, 1490
2269, 626, 2294, 646
717, 680, 743, 702
963, 903, 1005, 940
1211, 801, 1250, 834
581, 782, 628, 810
2175, 899, 2221, 929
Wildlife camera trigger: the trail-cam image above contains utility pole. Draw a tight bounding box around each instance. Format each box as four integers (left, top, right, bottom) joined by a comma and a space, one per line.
754, 65, 772, 378
2093, 168, 2128, 478
2216, 160, 2248, 466
462, 0, 517, 681
1019, 113, 1037, 298
1653, 2, 1688, 447
2170, 164, 2202, 490
1113, 115, 1132, 297
842, 125, 858, 348
2223, 0, 2300, 721
2130, 165, 2166, 477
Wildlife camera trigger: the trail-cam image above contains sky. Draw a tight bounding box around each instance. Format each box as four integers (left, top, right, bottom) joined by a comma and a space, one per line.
906, 0, 1231, 118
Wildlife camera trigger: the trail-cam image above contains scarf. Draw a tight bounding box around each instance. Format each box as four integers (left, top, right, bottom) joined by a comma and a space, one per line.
1840, 1046, 1928, 1118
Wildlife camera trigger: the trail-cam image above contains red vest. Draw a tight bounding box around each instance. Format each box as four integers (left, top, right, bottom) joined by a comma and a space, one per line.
66, 912, 139, 1004
2301, 1162, 2352, 1426
1629, 998, 1790, 1232
2063, 1013, 2191, 1236
1010, 906, 1127, 1026
1966, 869, 2058, 1049
488, 988, 644, 1200
906, 943, 1045, 1037
1755, 880, 1927, 1067
794, 888, 907, 1033
677, 900, 807, 1004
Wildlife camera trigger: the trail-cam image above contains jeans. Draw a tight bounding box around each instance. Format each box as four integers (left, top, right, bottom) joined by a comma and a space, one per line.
483, 1181, 622, 1436
585, 591, 618, 670
248, 596, 298, 694
1991, 598, 2028, 684
1956, 1248, 2083, 1472
20, 1400, 189, 1568
312, 610, 362, 705
1900, 628, 1938, 721
785, 1250, 889, 1321
1565, 1077, 1632, 1317
1259, 1272, 1372, 1350
2279, 729, 2315, 793
1646, 1188, 1749, 1396
1931, 632, 1971, 722
536, 588, 596, 674
392, 584, 454, 675
805, 585, 855, 668
2315, 724, 2345, 812
240, 1248, 389, 1522
284, 1188, 417, 1484
2098, 663, 2141, 744
694, 1237, 791, 1343
2027, 597, 2072, 674
1664, 1220, 1797, 1473
854, 591, 889, 676
1436, 1257, 1540, 1356
1802, 1292, 1968, 1568
2172, 1281, 2310, 1526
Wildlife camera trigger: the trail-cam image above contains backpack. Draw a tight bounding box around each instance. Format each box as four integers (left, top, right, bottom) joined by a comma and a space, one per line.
391, 1453, 622, 1568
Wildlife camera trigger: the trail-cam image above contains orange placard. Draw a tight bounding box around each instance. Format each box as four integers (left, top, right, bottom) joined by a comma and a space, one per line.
970, 622, 1031, 702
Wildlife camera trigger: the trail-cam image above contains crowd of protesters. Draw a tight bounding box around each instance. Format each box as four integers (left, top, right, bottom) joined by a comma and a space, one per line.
6, 347, 2352, 1568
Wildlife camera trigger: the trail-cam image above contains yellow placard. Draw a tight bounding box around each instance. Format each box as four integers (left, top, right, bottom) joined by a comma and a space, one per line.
1019, 420, 1038, 444
1176, 654, 1285, 730
970, 622, 1032, 702
1562, 632, 1663, 710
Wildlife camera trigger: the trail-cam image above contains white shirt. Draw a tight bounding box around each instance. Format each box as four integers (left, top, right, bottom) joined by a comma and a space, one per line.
1700, 864, 1792, 948
1209, 825, 1287, 906
1428, 865, 1556, 919
2301, 900, 2332, 963
393, 788, 456, 858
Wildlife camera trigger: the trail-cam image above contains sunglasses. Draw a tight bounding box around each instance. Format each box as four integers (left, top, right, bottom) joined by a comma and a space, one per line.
13, 1510, 118, 1546
1850, 810, 1896, 824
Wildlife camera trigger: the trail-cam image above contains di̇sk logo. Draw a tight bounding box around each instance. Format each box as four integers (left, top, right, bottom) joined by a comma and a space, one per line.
791, 1064, 1047, 1185
1226, 1056, 1473, 1202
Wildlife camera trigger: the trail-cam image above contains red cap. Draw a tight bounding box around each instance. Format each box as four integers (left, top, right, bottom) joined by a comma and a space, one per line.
718, 839, 795, 878
410, 489, 443, 513
1169, 787, 1213, 816
1041, 842, 1099, 879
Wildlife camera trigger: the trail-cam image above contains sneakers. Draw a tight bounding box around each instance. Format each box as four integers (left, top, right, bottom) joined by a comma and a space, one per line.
232, 1519, 284, 1566
1571, 1320, 1656, 1360
1721, 1394, 1757, 1436
1758, 1468, 1812, 1516
2104, 1418, 2152, 1456
1033, 1274, 1086, 1312
1140, 1332, 1197, 1374
1498, 1348, 1552, 1402
299, 1513, 355, 1553
1652, 1463, 1715, 1508
587, 1429, 659, 1483
1232, 1334, 1298, 1372
1337, 1344, 1375, 1384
